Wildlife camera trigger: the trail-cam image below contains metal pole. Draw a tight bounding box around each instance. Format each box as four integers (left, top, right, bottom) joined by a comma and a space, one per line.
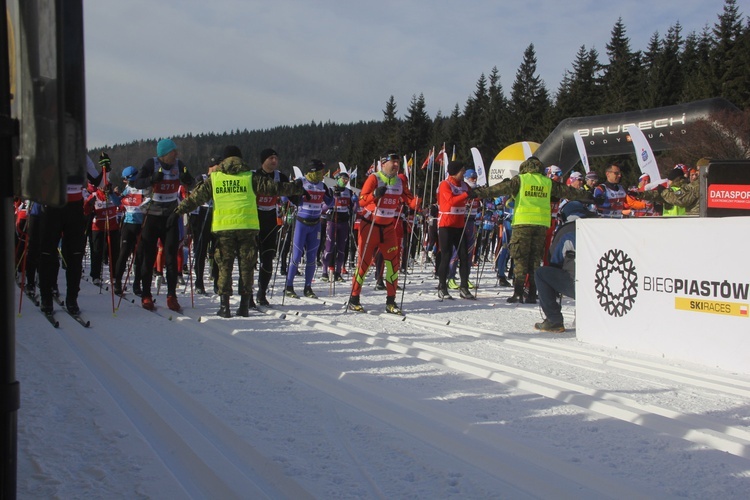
1, 0, 20, 495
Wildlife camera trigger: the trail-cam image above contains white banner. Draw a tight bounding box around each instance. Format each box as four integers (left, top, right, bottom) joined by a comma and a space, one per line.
576, 217, 750, 374
572, 131, 590, 173
625, 125, 661, 182
470, 147, 488, 187
292, 166, 303, 180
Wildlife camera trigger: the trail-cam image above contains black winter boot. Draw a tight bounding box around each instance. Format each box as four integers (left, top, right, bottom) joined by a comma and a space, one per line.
40, 295, 54, 314
507, 283, 525, 303
526, 282, 537, 304
65, 295, 80, 315
236, 295, 253, 317
217, 295, 231, 318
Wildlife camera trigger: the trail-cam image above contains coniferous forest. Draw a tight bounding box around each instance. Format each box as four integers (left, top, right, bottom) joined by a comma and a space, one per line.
92, 0, 749, 191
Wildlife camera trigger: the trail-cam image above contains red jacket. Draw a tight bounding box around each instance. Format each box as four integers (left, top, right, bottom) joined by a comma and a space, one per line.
437, 177, 469, 228
359, 172, 418, 225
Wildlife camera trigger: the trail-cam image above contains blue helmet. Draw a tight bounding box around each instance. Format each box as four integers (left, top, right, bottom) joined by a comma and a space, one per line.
122, 166, 138, 180
464, 169, 477, 179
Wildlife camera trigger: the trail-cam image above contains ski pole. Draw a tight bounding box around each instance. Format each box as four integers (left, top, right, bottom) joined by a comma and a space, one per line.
329, 207, 338, 297
195, 204, 212, 289
473, 203, 489, 295
101, 167, 117, 313
117, 250, 134, 311
104, 209, 116, 312
280, 214, 297, 306
344, 196, 382, 313
17, 230, 30, 315
270, 202, 291, 300
186, 233, 194, 308
399, 200, 422, 310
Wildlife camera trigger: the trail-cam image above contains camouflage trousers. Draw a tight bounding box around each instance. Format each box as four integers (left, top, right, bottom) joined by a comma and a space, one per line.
214, 229, 259, 296
508, 225, 547, 286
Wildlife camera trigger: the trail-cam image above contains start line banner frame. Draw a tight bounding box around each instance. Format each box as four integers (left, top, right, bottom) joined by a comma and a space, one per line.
576, 217, 750, 374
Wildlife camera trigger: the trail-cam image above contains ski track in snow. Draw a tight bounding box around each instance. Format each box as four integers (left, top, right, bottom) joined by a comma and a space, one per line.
14, 264, 750, 498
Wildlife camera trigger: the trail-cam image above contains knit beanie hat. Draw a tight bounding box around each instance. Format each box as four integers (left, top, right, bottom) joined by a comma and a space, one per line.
260, 148, 278, 164
668, 168, 685, 181
156, 139, 177, 157
307, 159, 325, 173
447, 160, 465, 176
222, 145, 243, 159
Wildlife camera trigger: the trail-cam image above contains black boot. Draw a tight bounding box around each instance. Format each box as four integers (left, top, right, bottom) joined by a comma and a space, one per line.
65, 295, 80, 315
217, 295, 231, 318
507, 283, 525, 303
40, 295, 54, 314
236, 295, 252, 317
459, 286, 476, 300
526, 282, 537, 304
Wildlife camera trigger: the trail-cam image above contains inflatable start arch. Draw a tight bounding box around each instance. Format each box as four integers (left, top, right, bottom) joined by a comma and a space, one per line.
531, 98, 738, 174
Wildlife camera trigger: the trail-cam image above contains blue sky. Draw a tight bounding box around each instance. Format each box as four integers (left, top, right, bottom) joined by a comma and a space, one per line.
84, 0, 740, 148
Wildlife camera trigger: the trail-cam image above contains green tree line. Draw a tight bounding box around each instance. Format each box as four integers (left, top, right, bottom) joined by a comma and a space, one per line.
93, 0, 748, 193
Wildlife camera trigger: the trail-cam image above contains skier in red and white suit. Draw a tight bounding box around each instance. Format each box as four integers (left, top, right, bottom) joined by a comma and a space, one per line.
347, 150, 420, 315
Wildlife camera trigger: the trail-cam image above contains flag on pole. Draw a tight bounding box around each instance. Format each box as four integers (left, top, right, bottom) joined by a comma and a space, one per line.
625, 125, 662, 183
572, 131, 590, 174
338, 162, 348, 175
436, 143, 446, 167
451, 144, 456, 161
470, 147, 488, 187
403, 155, 413, 183
347, 166, 358, 189
436, 143, 448, 178
292, 166, 303, 180
421, 148, 434, 170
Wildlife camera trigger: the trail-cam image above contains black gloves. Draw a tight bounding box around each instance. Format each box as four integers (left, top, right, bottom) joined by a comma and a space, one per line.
333, 185, 344, 195
179, 165, 192, 185
152, 167, 164, 184
656, 184, 666, 193
293, 178, 311, 200
373, 186, 387, 199
467, 189, 478, 199
166, 211, 180, 229
99, 152, 111, 173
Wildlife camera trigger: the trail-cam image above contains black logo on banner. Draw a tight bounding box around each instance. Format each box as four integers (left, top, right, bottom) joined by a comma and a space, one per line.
594, 249, 638, 317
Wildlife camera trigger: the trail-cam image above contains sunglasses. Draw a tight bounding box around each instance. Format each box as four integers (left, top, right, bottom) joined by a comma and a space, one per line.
381, 154, 400, 162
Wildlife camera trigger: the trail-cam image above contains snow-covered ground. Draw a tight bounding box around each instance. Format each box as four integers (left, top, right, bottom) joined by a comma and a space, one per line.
13, 262, 750, 499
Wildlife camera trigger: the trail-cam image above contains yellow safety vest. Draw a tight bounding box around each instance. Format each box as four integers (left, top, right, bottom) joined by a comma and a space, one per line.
513, 173, 552, 227
662, 186, 686, 217
211, 171, 259, 231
